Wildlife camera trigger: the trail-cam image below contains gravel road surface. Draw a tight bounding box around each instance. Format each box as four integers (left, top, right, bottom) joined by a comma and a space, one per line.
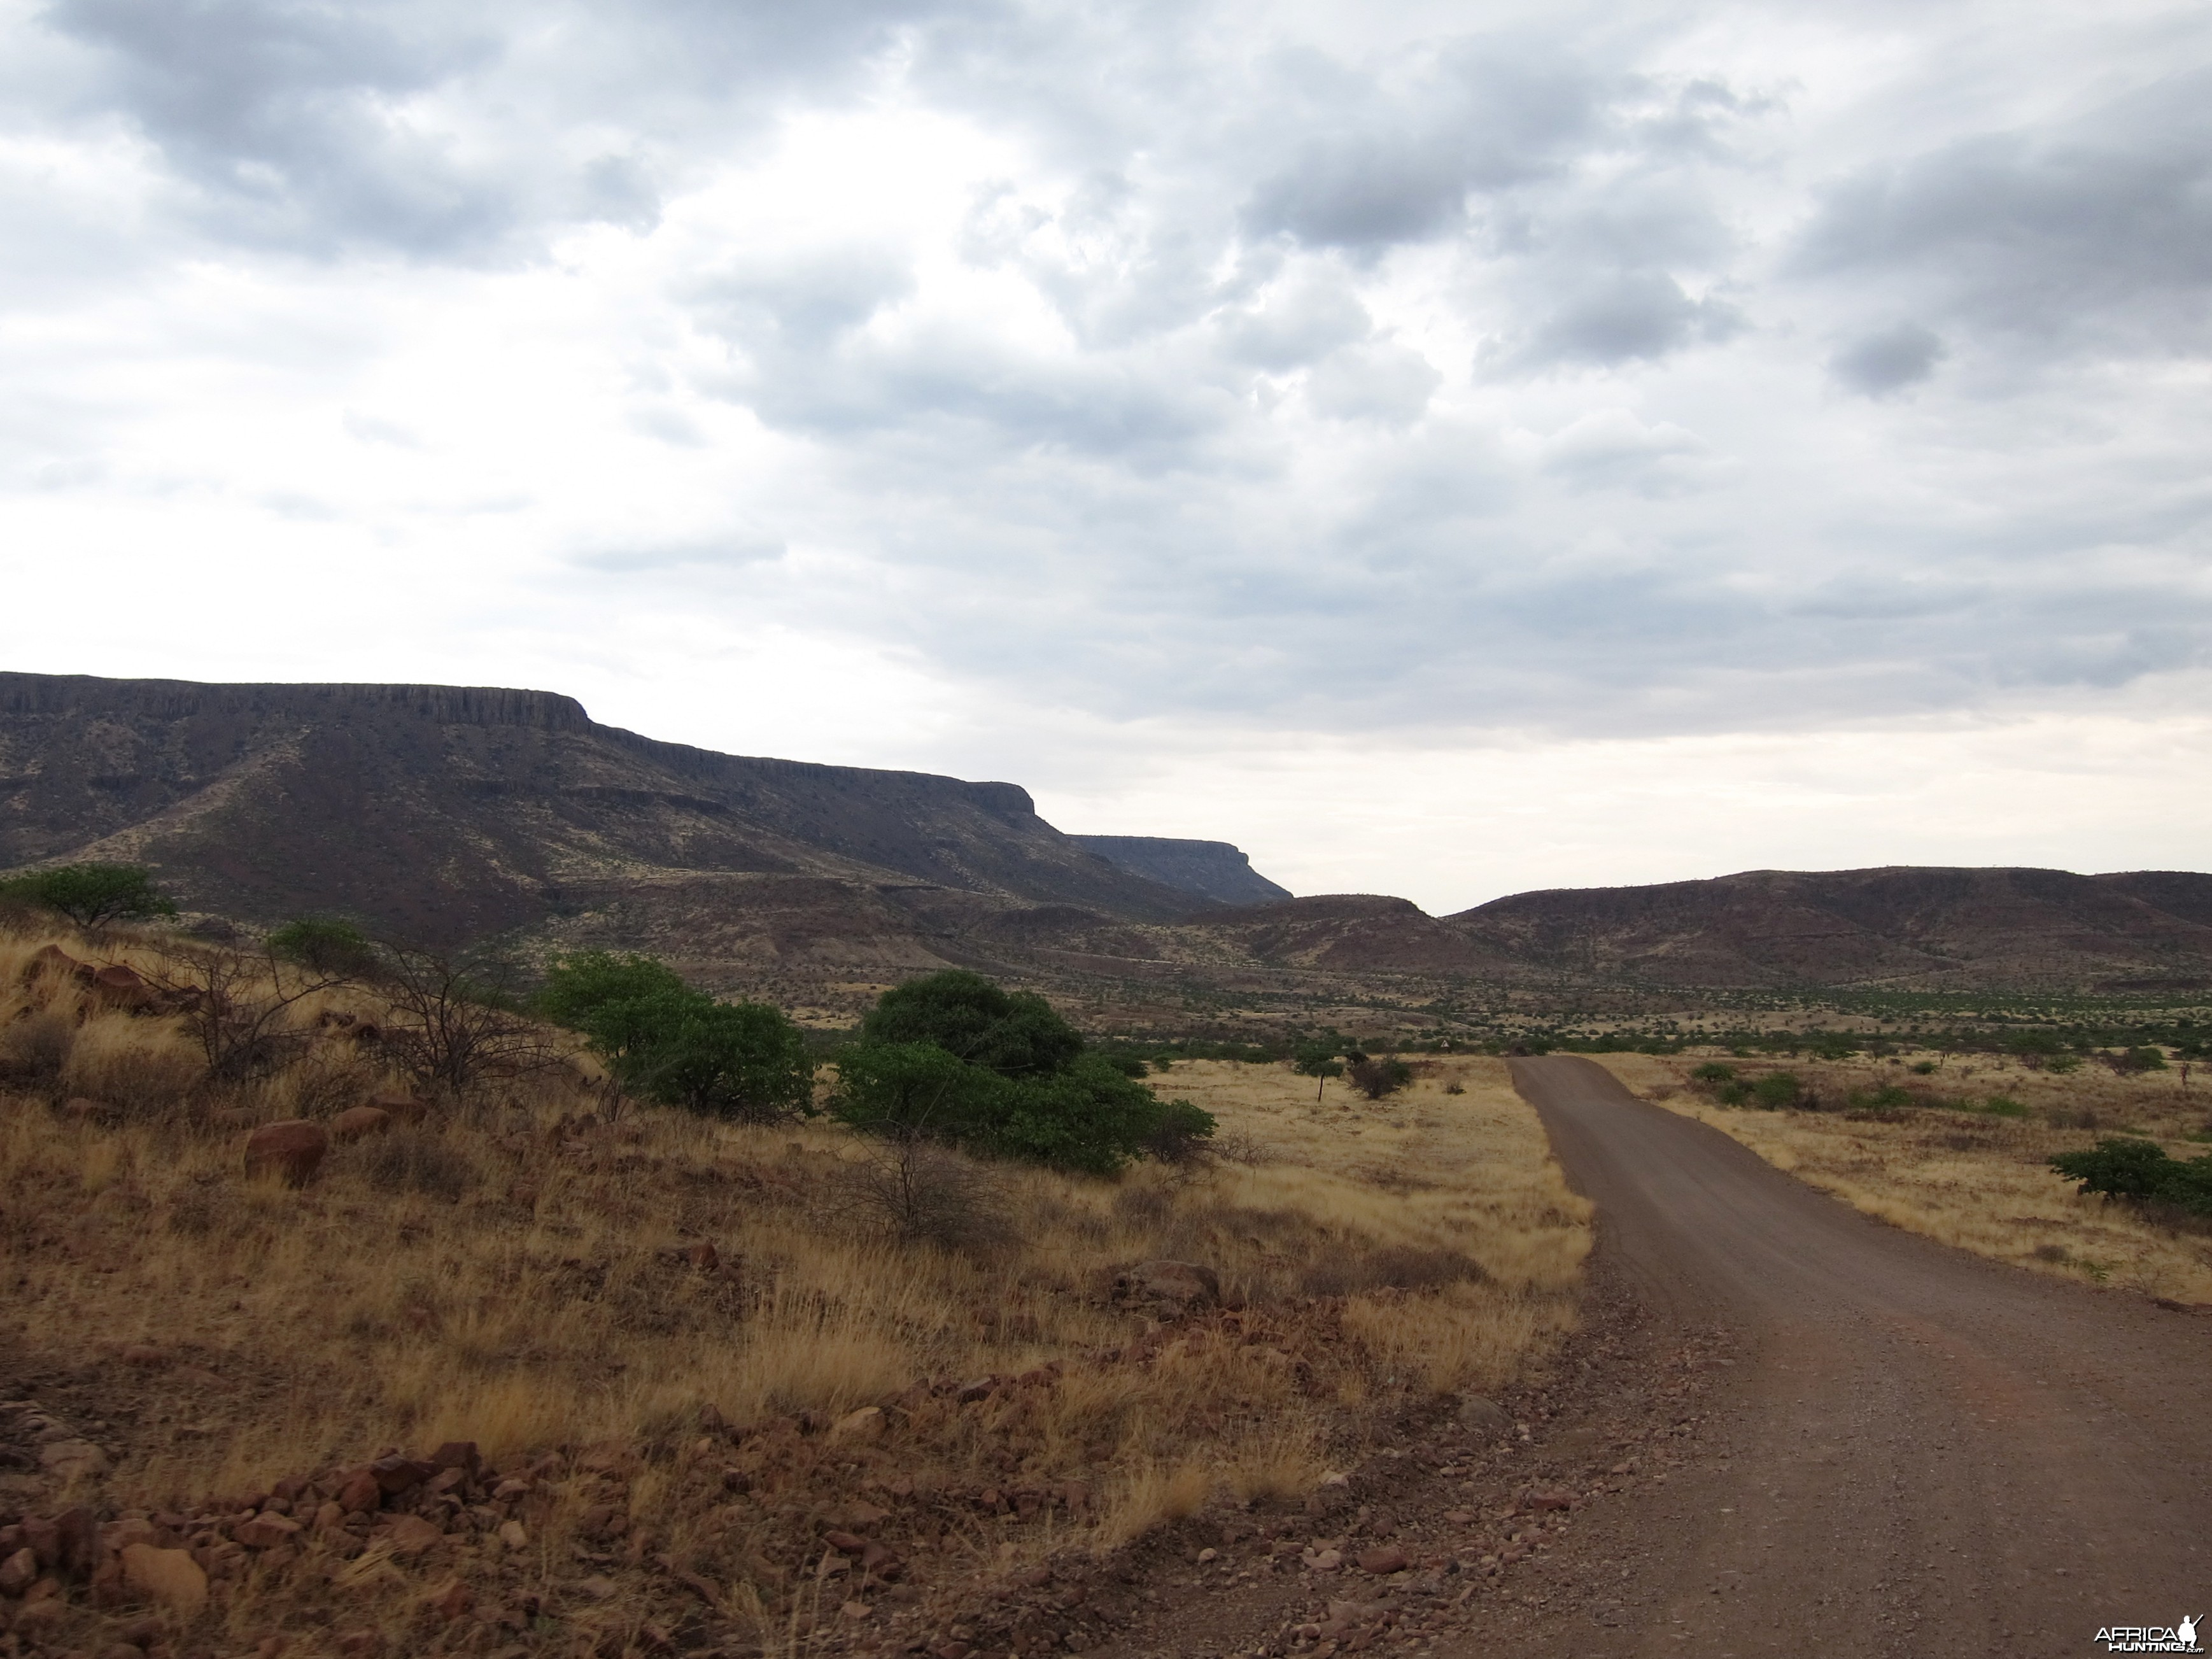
1495, 1055, 2211, 1658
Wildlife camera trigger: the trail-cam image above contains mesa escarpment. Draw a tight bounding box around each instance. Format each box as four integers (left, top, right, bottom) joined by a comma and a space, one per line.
6, 674, 2211, 1003
0, 672, 1204, 960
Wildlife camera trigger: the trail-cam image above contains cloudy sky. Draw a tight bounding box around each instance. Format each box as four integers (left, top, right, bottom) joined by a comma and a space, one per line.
3, 0, 2208, 911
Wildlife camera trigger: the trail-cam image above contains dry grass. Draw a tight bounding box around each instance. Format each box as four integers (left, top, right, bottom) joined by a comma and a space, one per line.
1593, 1052, 2212, 1304
0, 924, 1588, 1656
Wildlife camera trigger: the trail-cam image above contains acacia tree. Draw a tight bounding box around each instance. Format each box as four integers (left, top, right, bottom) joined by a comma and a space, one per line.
1, 864, 176, 928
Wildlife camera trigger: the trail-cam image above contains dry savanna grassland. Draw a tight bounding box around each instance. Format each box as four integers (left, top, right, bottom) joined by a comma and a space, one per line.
1591, 1050, 2212, 1305
0, 921, 1589, 1659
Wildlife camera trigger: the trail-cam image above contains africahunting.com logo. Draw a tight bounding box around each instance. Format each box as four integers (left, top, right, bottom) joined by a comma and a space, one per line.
2094, 1616, 2202, 1654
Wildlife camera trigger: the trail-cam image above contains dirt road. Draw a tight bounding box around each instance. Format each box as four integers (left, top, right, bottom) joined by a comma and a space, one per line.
1497, 1055, 2211, 1657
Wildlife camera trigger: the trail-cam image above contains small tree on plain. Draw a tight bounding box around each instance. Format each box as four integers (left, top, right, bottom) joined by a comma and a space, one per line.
0, 863, 176, 928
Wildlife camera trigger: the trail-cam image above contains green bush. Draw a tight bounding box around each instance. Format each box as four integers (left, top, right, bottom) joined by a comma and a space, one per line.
858, 970, 1082, 1077
1348, 1057, 1413, 1100
0, 863, 176, 928
1750, 1071, 1803, 1110
830, 970, 1213, 1175
2050, 1138, 2212, 1216
1690, 1062, 1737, 1085
1982, 1095, 2029, 1118
1715, 1080, 1751, 1106
267, 916, 379, 978
538, 950, 812, 1121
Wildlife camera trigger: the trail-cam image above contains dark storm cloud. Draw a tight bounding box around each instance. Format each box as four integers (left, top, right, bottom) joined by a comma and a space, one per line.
48, 0, 509, 254
1794, 69, 2212, 355
41, 0, 994, 257
1241, 41, 1612, 252
1828, 322, 1945, 396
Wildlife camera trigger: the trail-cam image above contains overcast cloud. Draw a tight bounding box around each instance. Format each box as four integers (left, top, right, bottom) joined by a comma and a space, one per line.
2, 0, 2208, 909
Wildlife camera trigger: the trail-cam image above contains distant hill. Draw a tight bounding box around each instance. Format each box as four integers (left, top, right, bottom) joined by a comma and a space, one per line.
1073, 836, 1291, 905
1445, 866, 2212, 991
0, 674, 1202, 964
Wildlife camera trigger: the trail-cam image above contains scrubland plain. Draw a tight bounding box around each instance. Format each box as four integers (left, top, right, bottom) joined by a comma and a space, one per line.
0, 926, 1586, 1658
1592, 1051, 2212, 1304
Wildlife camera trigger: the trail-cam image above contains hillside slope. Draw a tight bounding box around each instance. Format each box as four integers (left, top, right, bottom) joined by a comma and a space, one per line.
1446, 866, 2212, 991
0, 674, 1200, 956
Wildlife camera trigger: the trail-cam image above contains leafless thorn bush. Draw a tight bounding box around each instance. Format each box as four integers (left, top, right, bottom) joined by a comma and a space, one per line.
826, 1132, 1013, 1252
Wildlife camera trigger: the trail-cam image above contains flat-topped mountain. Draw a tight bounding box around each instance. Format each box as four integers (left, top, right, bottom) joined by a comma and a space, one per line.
1445, 865, 2212, 991
0, 673, 1201, 954
1072, 836, 1291, 905
6, 674, 2208, 1002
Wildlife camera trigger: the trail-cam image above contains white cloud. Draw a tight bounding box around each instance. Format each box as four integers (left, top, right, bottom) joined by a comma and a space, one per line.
1, 0, 2208, 900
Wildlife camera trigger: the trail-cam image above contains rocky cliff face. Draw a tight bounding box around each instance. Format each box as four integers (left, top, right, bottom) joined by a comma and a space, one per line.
0, 673, 1199, 951
1071, 836, 1290, 905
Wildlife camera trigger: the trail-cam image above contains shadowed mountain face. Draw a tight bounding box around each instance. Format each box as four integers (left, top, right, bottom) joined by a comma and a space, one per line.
0, 674, 1201, 953
1445, 866, 2212, 991
1072, 835, 1291, 905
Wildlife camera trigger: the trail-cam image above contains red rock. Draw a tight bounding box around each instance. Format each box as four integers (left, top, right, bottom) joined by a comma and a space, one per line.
368, 1091, 430, 1125
423, 1576, 473, 1620
56, 1507, 99, 1574
369, 1454, 435, 1493
120, 1543, 208, 1617
821, 1530, 869, 1554
383, 1514, 444, 1556
236, 1513, 304, 1548
1525, 1489, 1574, 1512
0, 1546, 35, 1593
492, 1477, 532, 1500
1120, 1259, 1222, 1308
684, 1241, 719, 1270
243, 1119, 329, 1185
20, 1516, 59, 1568
1356, 1545, 1409, 1575
335, 1633, 383, 1657
63, 1096, 101, 1120
430, 1441, 481, 1475
117, 1343, 167, 1366
338, 1471, 382, 1513
100, 1517, 159, 1553
828, 1406, 884, 1444
328, 1106, 390, 1144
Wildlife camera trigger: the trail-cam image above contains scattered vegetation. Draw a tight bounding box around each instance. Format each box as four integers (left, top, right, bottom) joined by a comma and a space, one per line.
0, 919, 1586, 1658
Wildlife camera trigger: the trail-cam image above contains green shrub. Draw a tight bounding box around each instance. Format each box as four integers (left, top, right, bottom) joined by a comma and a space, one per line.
1750, 1071, 1803, 1109
1715, 1080, 1751, 1106
1690, 1062, 1737, 1085
267, 916, 379, 978
1982, 1095, 2029, 1118
830, 971, 1213, 1175
0, 863, 176, 927
858, 970, 1081, 1077
539, 950, 812, 1122
1909, 1061, 1938, 1075
1348, 1057, 1413, 1100
2050, 1138, 2212, 1216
